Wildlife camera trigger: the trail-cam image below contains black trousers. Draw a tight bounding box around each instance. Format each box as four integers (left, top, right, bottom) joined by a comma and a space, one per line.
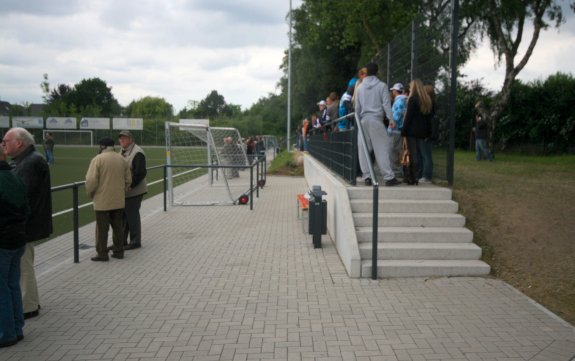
123, 194, 143, 246
95, 209, 124, 257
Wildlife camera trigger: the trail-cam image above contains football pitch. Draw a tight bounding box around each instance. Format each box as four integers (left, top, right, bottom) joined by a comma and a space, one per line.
48, 146, 168, 240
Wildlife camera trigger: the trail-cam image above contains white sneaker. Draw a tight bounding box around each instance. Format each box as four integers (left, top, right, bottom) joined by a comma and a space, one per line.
419, 177, 432, 184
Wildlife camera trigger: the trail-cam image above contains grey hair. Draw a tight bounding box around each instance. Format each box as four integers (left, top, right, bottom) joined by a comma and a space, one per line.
10, 127, 35, 146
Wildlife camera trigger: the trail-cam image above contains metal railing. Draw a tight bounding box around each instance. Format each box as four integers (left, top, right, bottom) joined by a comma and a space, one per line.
306, 112, 381, 279
49, 155, 267, 263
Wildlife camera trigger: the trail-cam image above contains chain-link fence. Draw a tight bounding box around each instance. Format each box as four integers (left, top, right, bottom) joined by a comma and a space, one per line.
372, 12, 455, 183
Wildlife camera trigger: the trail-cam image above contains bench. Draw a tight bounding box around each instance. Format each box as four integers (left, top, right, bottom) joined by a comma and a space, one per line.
297, 193, 309, 232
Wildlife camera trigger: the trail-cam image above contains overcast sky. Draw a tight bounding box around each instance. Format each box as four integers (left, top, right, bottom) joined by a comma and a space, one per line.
1, 0, 574, 113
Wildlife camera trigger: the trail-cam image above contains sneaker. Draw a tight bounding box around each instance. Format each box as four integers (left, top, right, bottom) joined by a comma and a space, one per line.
364, 178, 372, 186
419, 177, 432, 184
385, 178, 401, 186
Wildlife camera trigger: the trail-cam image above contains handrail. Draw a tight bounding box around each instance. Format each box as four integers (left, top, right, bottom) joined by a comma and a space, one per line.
353, 112, 380, 280
49, 156, 266, 264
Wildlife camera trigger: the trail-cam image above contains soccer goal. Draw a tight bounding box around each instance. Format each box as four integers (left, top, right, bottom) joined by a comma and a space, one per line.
165, 122, 250, 207
42, 129, 93, 146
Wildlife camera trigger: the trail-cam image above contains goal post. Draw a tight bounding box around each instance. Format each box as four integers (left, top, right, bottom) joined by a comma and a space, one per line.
42, 129, 94, 146
165, 122, 250, 207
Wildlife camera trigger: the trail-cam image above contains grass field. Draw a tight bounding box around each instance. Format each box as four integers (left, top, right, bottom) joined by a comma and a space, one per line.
48, 146, 168, 240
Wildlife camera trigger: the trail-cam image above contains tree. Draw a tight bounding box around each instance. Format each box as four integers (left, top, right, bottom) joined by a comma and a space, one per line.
126, 96, 174, 118
41, 76, 121, 117
179, 90, 241, 120
68, 78, 121, 116
474, 0, 572, 135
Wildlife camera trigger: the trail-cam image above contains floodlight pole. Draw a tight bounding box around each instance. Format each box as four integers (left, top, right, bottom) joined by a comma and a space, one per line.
287, 0, 292, 151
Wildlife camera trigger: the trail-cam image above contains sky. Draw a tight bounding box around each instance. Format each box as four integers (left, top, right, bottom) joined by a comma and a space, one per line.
1, 0, 574, 114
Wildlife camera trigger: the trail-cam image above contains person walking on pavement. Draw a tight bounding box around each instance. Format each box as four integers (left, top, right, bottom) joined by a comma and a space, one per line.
86, 137, 131, 261
0, 147, 29, 347
118, 130, 147, 250
354, 63, 400, 186
1, 127, 52, 320
43, 132, 55, 165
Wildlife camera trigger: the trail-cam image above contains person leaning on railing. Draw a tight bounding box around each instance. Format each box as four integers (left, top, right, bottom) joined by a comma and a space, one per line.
0, 146, 29, 348
1, 127, 52, 320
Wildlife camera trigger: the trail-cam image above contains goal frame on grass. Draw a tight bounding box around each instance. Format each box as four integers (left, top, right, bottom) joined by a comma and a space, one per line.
165, 122, 250, 207
42, 129, 94, 147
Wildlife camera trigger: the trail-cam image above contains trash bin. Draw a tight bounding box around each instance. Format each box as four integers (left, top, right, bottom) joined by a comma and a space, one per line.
308, 185, 327, 248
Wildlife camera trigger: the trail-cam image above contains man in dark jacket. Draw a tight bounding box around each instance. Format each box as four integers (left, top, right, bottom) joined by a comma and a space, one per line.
118, 130, 147, 250
0, 146, 29, 347
1, 127, 52, 319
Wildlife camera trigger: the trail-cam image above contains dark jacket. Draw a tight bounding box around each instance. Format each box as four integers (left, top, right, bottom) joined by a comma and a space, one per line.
475, 119, 489, 140
401, 97, 435, 139
0, 161, 29, 249
11, 145, 53, 242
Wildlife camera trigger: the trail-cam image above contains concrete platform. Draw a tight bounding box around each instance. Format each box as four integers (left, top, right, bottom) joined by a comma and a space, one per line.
4, 176, 574, 361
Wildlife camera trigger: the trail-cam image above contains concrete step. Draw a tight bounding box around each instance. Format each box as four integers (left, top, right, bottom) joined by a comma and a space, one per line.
351, 199, 459, 213
359, 242, 482, 260
348, 186, 452, 201
361, 260, 491, 278
353, 213, 466, 228
356, 226, 474, 243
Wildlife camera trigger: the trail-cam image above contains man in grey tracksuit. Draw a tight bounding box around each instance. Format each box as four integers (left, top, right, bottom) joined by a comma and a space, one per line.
354, 63, 400, 186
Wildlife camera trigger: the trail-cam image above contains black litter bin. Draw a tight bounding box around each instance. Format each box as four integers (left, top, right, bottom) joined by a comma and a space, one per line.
308, 185, 327, 248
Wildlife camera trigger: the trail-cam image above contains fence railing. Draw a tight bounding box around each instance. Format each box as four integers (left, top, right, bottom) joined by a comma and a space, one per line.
306, 113, 381, 279
49, 155, 267, 263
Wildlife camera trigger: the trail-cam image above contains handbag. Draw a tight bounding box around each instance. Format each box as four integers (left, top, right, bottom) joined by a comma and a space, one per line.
400, 137, 410, 166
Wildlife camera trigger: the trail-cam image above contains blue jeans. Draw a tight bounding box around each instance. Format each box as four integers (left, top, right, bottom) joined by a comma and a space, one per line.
475, 139, 493, 161
45, 149, 54, 164
0, 246, 25, 343
417, 138, 433, 179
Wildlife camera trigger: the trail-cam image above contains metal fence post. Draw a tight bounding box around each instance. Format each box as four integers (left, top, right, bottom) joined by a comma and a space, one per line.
73, 183, 80, 263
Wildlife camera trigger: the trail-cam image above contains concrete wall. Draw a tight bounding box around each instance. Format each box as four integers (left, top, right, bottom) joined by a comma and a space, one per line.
303, 155, 361, 277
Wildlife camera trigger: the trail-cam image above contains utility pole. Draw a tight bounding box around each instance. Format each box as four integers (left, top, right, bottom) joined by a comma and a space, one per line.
287, 0, 292, 151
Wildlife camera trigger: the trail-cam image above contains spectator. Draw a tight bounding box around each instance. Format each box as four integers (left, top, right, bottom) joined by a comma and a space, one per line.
43, 132, 55, 165
338, 77, 358, 130
296, 124, 303, 151
473, 115, 494, 161
389, 82, 407, 179
401, 79, 434, 185
326, 92, 340, 129
1, 127, 52, 320
0, 146, 29, 348
352, 67, 368, 106
311, 113, 321, 130
85, 137, 131, 261
302, 118, 310, 151
354, 63, 400, 186
317, 100, 329, 128
118, 130, 148, 250
418, 84, 437, 183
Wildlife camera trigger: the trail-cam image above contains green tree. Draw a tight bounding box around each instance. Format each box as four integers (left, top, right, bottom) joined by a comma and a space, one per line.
68, 78, 121, 116
126, 96, 174, 118
474, 0, 572, 136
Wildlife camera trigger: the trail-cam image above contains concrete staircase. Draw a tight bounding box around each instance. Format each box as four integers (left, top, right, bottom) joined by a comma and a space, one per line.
348, 185, 491, 278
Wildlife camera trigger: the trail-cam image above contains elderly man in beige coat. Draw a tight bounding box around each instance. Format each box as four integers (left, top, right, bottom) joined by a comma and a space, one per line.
85, 137, 131, 261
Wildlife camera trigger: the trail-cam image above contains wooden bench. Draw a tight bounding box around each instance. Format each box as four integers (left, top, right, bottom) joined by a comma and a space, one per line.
297, 193, 309, 232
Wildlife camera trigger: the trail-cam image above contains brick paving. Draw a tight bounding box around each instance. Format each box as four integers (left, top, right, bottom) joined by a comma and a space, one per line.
2, 176, 574, 361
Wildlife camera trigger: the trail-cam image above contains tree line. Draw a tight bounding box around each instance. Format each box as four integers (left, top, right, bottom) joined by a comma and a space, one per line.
6, 0, 575, 152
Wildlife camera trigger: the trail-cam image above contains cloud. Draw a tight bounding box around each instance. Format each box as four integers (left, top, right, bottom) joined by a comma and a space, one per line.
0, 0, 291, 112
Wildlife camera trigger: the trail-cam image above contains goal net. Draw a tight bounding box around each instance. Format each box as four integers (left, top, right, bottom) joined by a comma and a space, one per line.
165, 122, 251, 206
42, 129, 93, 146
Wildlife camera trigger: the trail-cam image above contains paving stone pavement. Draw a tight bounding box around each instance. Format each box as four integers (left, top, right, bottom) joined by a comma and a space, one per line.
2, 176, 574, 361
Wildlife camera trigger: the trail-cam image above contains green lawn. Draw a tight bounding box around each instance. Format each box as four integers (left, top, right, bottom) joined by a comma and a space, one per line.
48, 146, 168, 240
